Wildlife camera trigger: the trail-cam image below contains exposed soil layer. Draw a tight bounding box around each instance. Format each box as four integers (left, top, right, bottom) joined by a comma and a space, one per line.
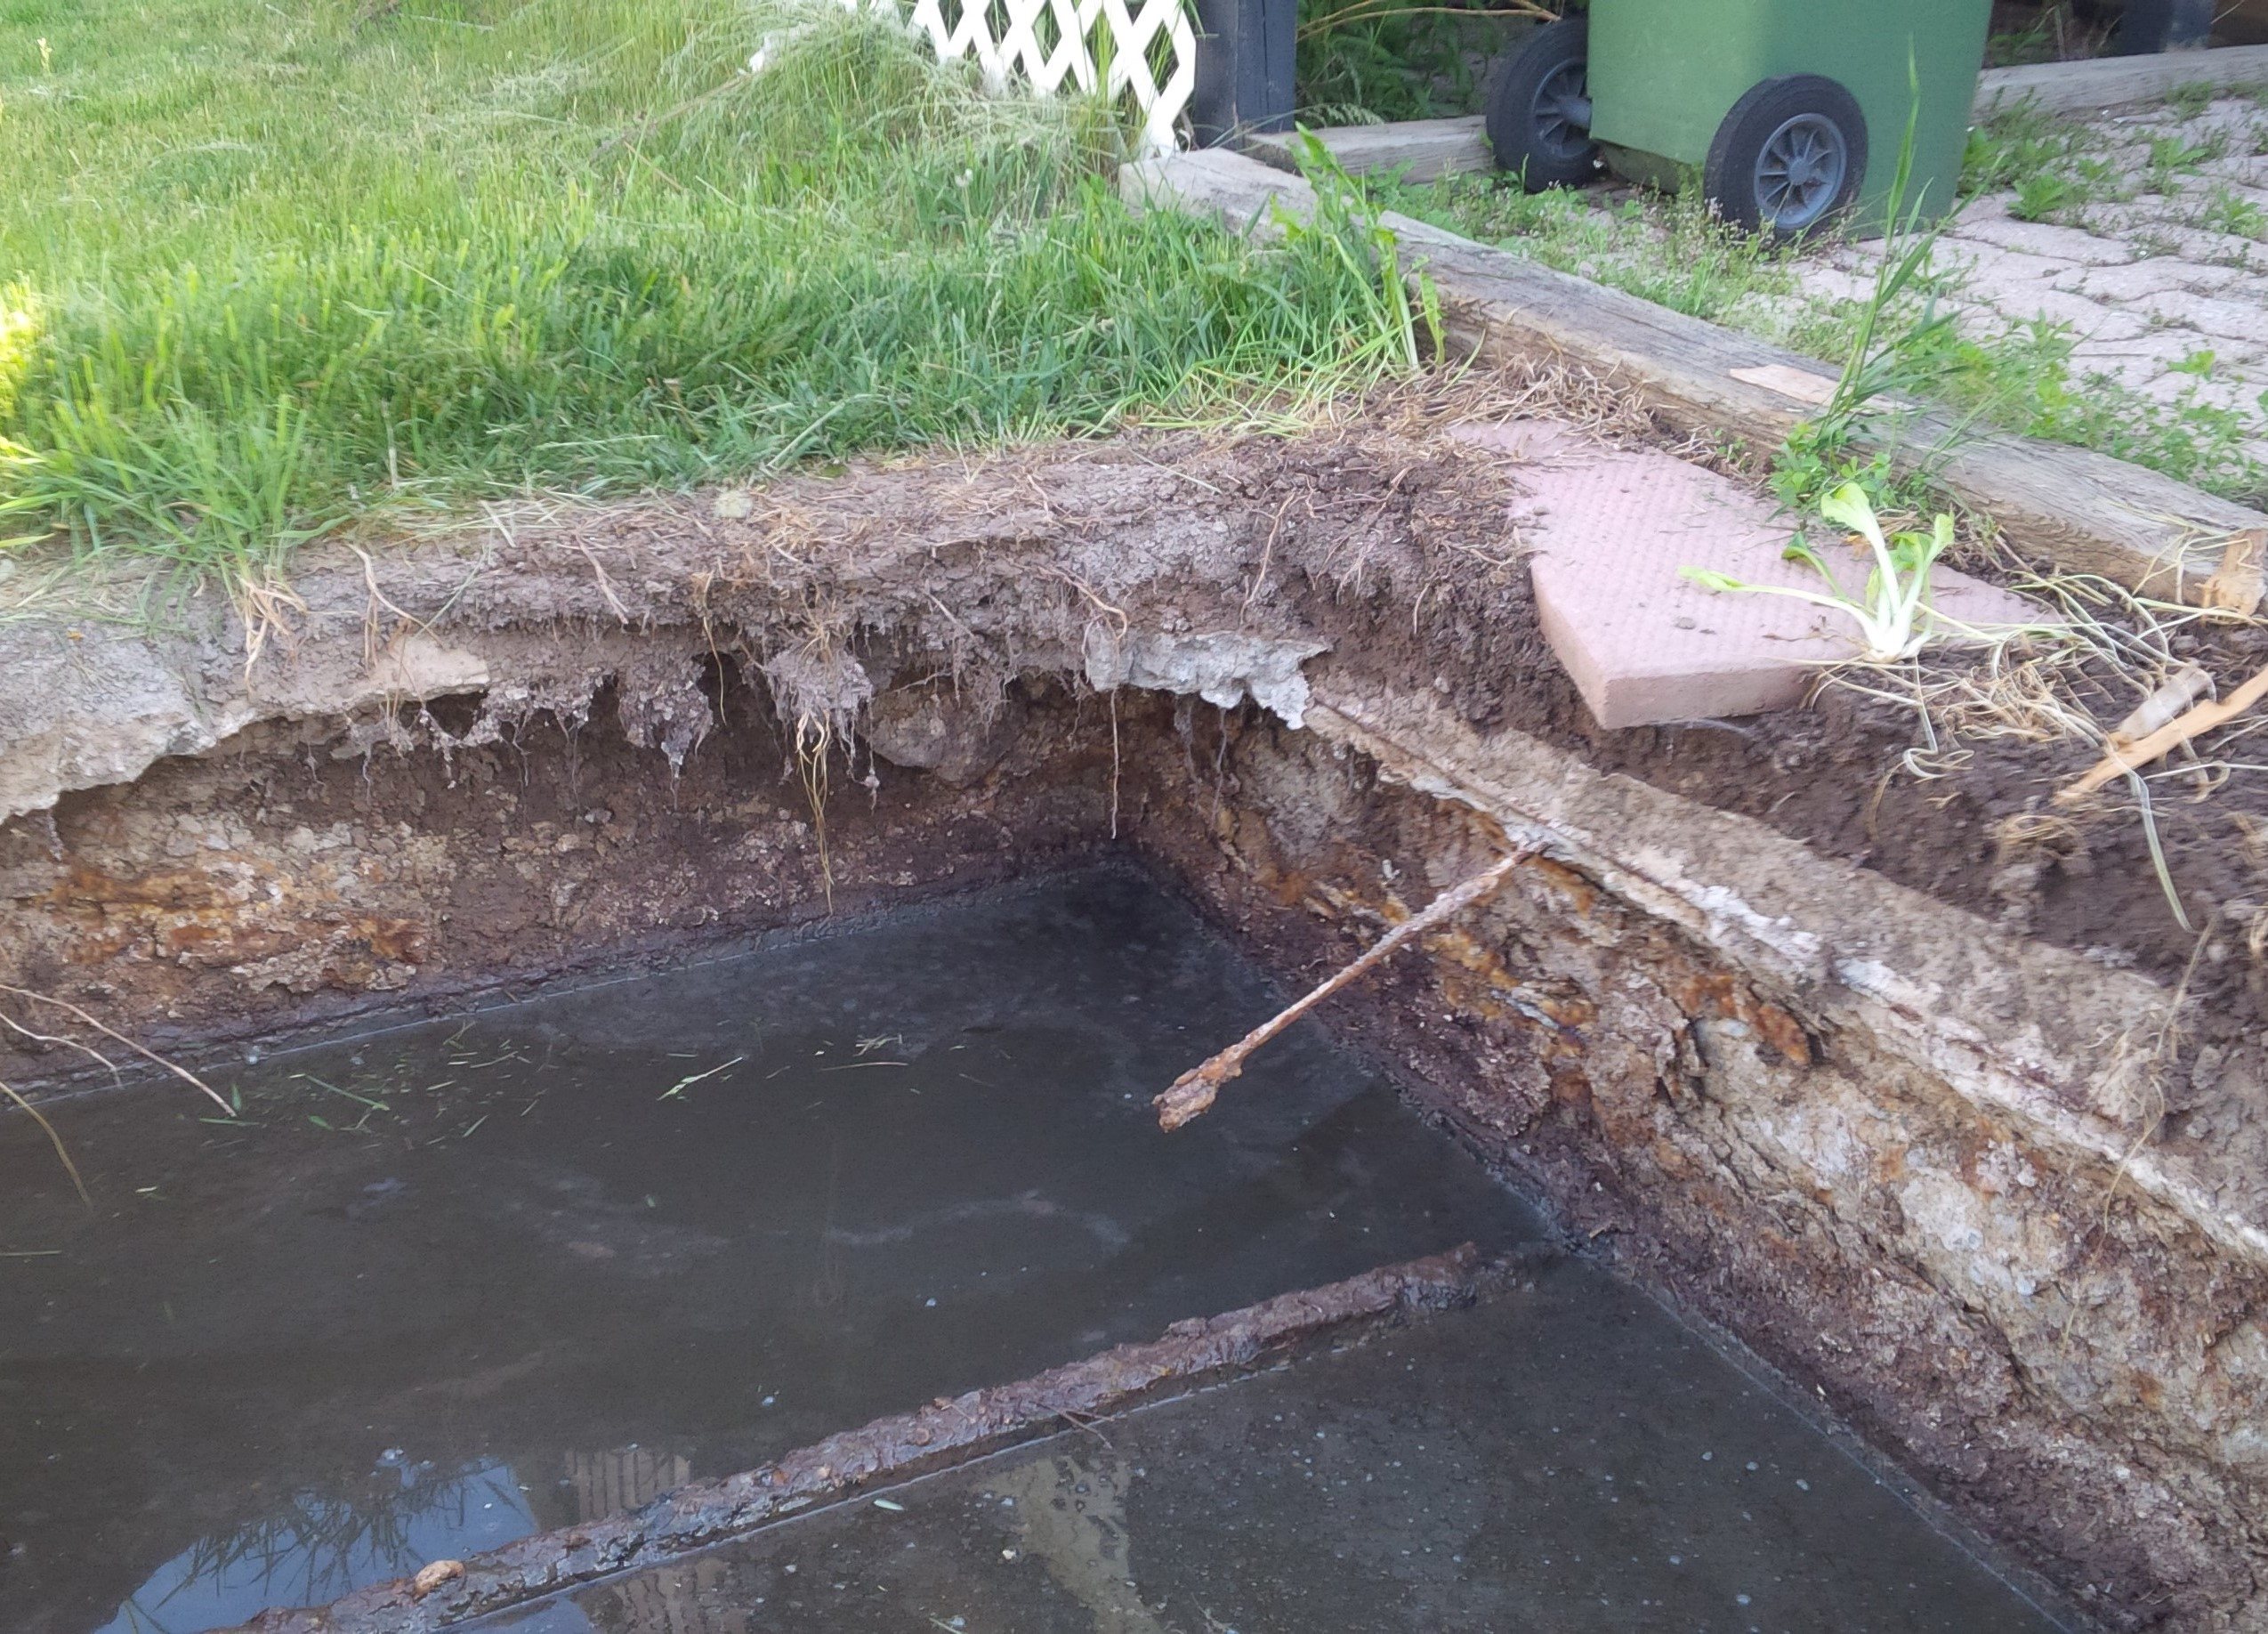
4, 397, 2266, 1628
0, 665, 1119, 1069
1408, 591, 2268, 1054
1126, 706, 2250, 1630
4, 394, 2256, 1051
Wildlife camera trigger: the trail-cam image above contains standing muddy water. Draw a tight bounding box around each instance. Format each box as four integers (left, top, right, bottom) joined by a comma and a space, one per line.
0, 870, 1525, 1633
480, 1269, 2067, 1634
1, 869, 2063, 1632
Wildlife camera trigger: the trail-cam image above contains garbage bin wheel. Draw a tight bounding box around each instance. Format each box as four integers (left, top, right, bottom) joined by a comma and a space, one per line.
1485, 17, 1599, 191
1704, 74, 1867, 238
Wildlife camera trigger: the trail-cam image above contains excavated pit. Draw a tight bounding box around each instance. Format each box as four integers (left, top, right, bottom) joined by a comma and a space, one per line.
4, 404, 2266, 1630
1, 870, 1543, 1632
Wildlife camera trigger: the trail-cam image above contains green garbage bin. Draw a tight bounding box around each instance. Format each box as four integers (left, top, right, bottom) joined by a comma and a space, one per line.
1485, 1, 1990, 235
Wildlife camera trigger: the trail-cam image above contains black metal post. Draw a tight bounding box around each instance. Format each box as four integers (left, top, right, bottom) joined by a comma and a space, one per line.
2116, 0, 2215, 53
1190, 0, 1298, 146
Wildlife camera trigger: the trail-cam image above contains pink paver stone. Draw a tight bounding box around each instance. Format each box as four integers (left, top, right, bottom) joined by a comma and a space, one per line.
1452, 420, 2055, 730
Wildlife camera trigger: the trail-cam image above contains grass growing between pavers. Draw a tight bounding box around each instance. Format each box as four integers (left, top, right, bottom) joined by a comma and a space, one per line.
1375, 109, 2268, 508
0, 0, 1409, 583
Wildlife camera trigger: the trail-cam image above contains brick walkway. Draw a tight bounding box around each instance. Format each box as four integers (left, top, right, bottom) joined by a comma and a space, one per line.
1807, 90, 2268, 465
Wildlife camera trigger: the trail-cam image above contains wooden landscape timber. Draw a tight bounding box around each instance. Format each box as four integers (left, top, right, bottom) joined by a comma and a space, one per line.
1124, 148, 2268, 604
1974, 38, 2268, 115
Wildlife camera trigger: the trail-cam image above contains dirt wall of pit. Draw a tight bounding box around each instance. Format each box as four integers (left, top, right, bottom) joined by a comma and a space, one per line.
1125, 691, 2264, 1631
0, 666, 1121, 1060
3, 414, 2264, 1629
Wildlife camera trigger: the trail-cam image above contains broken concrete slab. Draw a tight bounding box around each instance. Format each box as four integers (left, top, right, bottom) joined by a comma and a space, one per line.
1461, 425, 2053, 729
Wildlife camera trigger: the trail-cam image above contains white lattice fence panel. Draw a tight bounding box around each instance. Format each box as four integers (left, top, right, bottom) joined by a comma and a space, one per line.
841, 0, 1193, 155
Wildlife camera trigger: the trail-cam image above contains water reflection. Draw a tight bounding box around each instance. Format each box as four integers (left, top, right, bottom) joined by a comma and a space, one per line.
96, 1459, 537, 1634
533, 1451, 1162, 1634
4, 870, 1530, 1634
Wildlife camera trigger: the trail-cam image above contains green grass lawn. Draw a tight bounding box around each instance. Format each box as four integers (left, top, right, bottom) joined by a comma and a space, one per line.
0, 0, 1396, 579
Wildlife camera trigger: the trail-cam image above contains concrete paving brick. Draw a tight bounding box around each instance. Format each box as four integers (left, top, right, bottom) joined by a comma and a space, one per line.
2138, 291, 2268, 348
1530, 86, 2268, 477
1948, 217, 2136, 267
1975, 283, 2161, 339
2175, 101, 2268, 143
2140, 229, 2264, 274
2195, 171, 2268, 210
2075, 352, 2172, 392
1951, 193, 2012, 227
2018, 303, 2152, 344
2133, 371, 2264, 415
1936, 242, 2081, 287
2068, 256, 2237, 302
2080, 331, 2216, 366
1788, 263, 1876, 306
2213, 154, 2268, 187
1491, 435, 2052, 730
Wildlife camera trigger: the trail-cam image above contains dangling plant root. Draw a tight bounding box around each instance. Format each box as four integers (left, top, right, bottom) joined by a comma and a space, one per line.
793, 708, 837, 909
1154, 847, 1532, 1131
0, 1081, 88, 1206
0, 985, 231, 1112
0, 983, 232, 1204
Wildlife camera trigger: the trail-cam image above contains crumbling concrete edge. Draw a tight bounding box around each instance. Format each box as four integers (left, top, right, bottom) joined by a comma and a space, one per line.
0, 563, 1328, 829
230, 1245, 1497, 1634
1304, 678, 2268, 1268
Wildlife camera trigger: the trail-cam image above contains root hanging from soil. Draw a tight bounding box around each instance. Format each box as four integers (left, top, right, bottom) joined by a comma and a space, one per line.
1154, 848, 1532, 1132
793, 709, 836, 909
0, 1080, 87, 1205
0, 984, 233, 1204
0, 985, 230, 1114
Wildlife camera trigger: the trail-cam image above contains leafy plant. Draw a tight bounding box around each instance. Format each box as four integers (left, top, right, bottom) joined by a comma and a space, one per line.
2194, 184, 2268, 240
1962, 100, 2128, 215
1760, 68, 1965, 515
1681, 482, 1953, 663
2143, 130, 2221, 194
1295, 0, 1552, 124
2167, 80, 2217, 119
2011, 170, 2084, 222
1817, 85, 1949, 431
